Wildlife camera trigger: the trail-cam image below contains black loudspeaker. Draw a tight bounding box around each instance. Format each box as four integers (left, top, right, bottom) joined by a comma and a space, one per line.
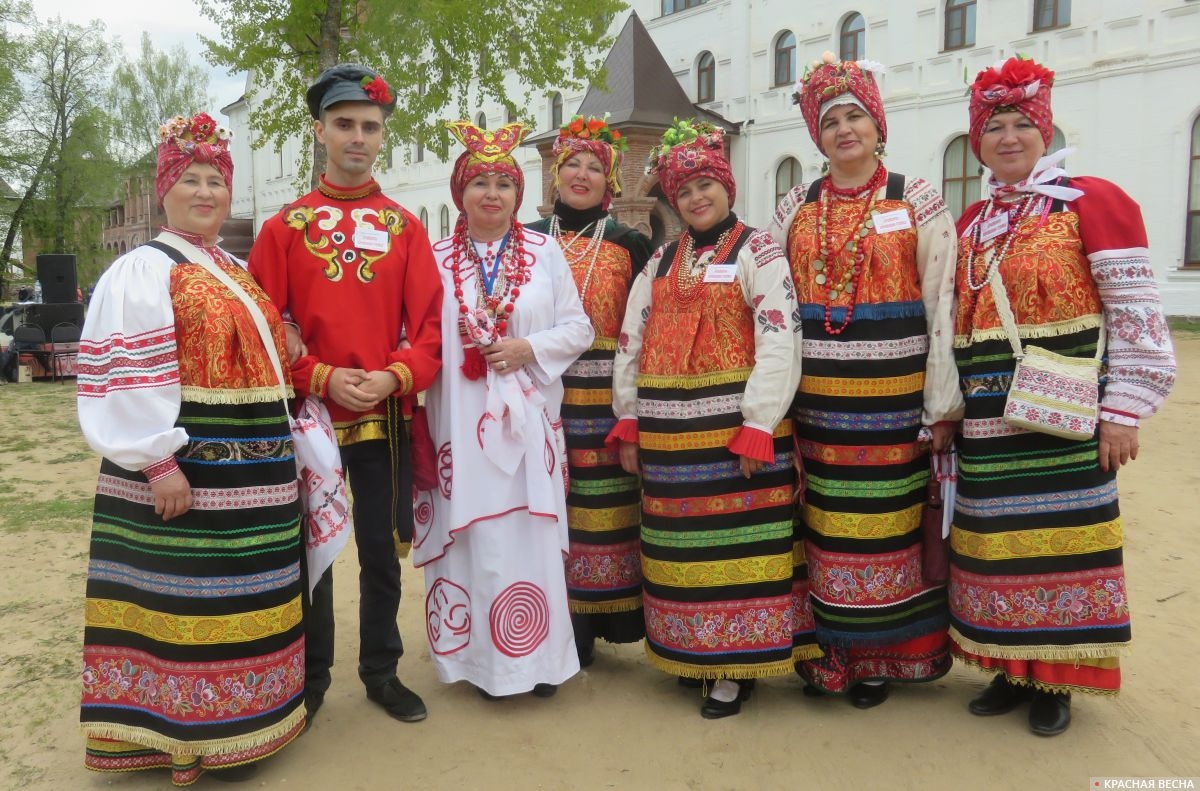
20, 302, 84, 336
37, 254, 78, 304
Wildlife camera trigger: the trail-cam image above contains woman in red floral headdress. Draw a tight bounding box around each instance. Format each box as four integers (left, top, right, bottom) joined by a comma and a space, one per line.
767, 52, 962, 710
77, 113, 305, 784
948, 56, 1176, 736
525, 115, 653, 668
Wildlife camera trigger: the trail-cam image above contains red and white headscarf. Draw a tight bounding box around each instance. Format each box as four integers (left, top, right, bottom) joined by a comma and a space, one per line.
155, 112, 233, 204
968, 56, 1055, 160
551, 115, 626, 211
446, 121, 530, 212
646, 119, 735, 210
793, 52, 888, 153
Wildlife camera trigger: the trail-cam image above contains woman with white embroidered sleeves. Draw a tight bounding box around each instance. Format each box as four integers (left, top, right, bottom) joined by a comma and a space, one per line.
76, 113, 306, 784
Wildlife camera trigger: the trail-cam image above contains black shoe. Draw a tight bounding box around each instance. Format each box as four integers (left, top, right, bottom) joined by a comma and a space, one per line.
968, 674, 1033, 716
366, 677, 428, 722
301, 690, 324, 734
677, 676, 703, 689
801, 683, 827, 698
1028, 691, 1071, 736
848, 682, 889, 709
208, 763, 259, 782
532, 683, 558, 698
700, 680, 755, 720
577, 639, 596, 669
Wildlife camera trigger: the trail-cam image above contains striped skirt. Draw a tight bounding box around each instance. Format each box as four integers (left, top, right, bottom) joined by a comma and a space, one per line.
793, 303, 950, 691
637, 373, 807, 679
950, 327, 1126, 694
562, 346, 645, 642
81, 398, 306, 786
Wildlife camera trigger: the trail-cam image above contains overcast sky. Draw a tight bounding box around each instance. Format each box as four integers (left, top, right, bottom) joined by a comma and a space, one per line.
27, 0, 247, 117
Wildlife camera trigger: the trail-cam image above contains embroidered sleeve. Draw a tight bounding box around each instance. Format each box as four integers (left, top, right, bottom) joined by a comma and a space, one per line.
77, 246, 188, 473
1072, 177, 1176, 422
907, 177, 966, 425
611, 248, 659, 422
386, 362, 414, 396
522, 238, 595, 385
765, 184, 808, 251
735, 230, 802, 436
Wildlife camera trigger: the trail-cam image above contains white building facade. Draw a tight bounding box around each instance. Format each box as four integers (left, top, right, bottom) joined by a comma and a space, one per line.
225, 0, 1200, 314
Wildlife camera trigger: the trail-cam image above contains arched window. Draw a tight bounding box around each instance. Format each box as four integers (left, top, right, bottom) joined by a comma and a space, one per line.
840, 13, 865, 61
1033, 0, 1070, 31
550, 92, 563, 129
1049, 126, 1066, 156
476, 111, 487, 129
439, 205, 451, 238
773, 31, 796, 87
506, 105, 517, 125
697, 51, 715, 103
775, 157, 803, 204
944, 0, 976, 50
1187, 116, 1200, 266
942, 134, 982, 220
662, 0, 705, 15
419, 207, 429, 231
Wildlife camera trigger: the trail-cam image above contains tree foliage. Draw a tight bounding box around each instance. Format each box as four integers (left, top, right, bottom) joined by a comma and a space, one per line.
198, 0, 625, 188
109, 32, 214, 165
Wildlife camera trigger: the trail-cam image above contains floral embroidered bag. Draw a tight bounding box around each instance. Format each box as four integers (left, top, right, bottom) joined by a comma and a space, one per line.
989, 265, 1105, 441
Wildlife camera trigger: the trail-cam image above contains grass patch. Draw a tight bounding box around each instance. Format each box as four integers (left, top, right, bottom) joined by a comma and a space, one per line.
1168, 316, 1200, 335
46, 451, 93, 465
0, 495, 92, 534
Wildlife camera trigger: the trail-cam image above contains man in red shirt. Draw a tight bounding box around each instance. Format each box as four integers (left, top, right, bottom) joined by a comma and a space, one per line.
249, 64, 442, 725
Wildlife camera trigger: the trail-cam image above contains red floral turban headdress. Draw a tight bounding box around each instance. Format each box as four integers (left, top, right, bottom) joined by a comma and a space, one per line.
446, 120, 530, 212
968, 55, 1055, 160
793, 52, 888, 153
646, 119, 735, 210
551, 114, 627, 211
155, 112, 233, 204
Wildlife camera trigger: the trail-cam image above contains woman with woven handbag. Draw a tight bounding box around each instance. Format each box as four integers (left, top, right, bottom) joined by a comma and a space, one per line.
75, 114, 306, 783
949, 56, 1177, 736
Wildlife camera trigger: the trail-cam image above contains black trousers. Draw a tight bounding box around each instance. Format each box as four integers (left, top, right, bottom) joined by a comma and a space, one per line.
304, 434, 412, 693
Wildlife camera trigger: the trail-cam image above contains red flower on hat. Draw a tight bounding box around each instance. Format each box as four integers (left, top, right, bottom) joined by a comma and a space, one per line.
587, 118, 605, 134
568, 117, 585, 134
973, 56, 1054, 92
360, 75, 393, 106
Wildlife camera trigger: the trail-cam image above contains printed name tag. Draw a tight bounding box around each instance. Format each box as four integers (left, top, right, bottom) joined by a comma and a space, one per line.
354, 228, 390, 252
872, 209, 912, 234
978, 212, 1009, 243
702, 264, 738, 283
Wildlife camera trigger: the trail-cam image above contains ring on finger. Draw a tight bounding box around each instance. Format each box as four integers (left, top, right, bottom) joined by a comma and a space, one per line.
500, 360, 509, 370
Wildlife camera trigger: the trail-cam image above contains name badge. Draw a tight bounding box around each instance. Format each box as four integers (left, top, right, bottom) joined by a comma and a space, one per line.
354, 228, 390, 252
872, 209, 912, 234
978, 212, 1009, 243
702, 264, 738, 283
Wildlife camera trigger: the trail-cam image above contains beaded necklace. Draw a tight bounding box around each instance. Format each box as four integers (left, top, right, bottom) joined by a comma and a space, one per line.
450, 221, 530, 337
963, 194, 1043, 292
814, 162, 887, 335
670, 220, 745, 308
548, 213, 607, 303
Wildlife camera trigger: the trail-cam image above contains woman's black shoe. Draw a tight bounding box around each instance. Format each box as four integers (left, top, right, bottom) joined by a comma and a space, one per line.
700, 680, 755, 719
532, 683, 558, 698
848, 682, 889, 709
1028, 691, 1071, 736
801, 683, 826, 698
968, 674, 1033, 716
577, 639, 596, 669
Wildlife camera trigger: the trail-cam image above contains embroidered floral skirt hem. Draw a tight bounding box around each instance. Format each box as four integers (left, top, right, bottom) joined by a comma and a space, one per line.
80, 399, 306, 785
792, 301, 950, 682
638, 375, 810, 680
563, 346, 645, 636
949, 328, 1129, 694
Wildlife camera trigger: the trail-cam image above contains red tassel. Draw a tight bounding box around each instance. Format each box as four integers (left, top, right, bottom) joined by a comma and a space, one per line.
461, 346, 487, 380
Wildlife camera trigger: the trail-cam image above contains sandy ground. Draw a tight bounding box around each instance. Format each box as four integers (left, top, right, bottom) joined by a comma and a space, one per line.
1, 337, 1199, 791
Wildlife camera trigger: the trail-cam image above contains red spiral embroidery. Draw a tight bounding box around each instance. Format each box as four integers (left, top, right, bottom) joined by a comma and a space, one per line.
489, 582, 549, 657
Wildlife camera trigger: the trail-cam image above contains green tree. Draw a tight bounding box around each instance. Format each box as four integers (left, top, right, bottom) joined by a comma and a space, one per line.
0, 0, 33, 294
109, 32, 214, 165
198, 0, 625, 188
0, 17, 117, 294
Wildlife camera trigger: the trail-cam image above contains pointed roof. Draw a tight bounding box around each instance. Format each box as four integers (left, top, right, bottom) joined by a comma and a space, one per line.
528, 11, 737, 144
